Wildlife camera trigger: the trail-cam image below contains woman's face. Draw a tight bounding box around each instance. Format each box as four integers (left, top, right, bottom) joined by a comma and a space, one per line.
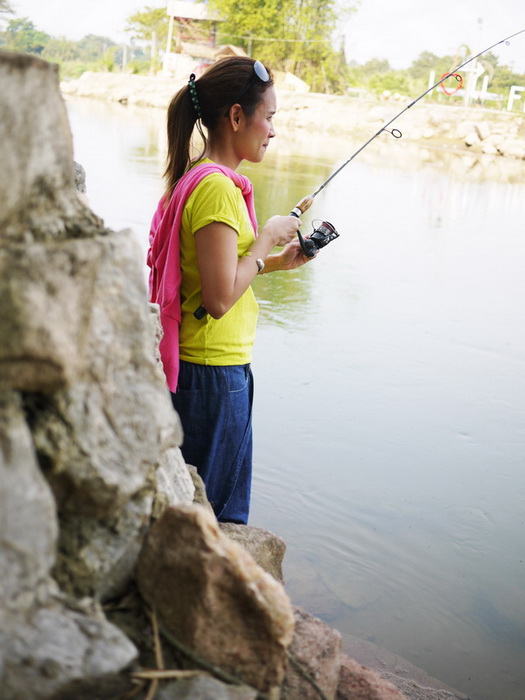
238, 86, 277, 163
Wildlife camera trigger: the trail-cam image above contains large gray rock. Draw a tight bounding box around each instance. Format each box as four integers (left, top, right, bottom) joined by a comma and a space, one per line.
0, 392, 57, 615
3, 599, 137, 700
0, 49, 194, 698
187, 463, 215, 514
0, 49, 193, 601
0, 52, 105, 393
16, 199, 193, 603
0, 53, 89, 236
0, 392, 137, 700
136, 505, 295, 694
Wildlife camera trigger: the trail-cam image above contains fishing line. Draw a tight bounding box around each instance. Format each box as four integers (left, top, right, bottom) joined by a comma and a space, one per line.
307, 27, 525, 200
290, 27, 525, 257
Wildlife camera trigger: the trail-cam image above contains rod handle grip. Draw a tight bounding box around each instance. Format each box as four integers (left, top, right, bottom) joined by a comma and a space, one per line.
290, 195, 314, 218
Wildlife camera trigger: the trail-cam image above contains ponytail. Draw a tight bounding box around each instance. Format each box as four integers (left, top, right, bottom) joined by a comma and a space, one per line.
163, 81, 205, 200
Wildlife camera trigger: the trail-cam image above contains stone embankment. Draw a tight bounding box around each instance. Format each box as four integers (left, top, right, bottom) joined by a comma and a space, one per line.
61, 70, 525, 160
1, 51, 470, 700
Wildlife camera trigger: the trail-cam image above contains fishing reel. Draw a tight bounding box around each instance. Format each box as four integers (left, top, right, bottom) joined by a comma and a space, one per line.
290, 195, 339, 258
297, 220, 340, 258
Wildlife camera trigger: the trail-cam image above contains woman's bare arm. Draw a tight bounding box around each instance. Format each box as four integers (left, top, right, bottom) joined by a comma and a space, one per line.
194, 215, 306, 318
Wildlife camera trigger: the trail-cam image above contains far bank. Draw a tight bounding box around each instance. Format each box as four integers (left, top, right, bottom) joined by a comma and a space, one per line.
61, 71, 525, 161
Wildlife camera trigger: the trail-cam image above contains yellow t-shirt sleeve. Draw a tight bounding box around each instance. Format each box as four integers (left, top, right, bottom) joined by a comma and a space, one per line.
184, 173, 245, 236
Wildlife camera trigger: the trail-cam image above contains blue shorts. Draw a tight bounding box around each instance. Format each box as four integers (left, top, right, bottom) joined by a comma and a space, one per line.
171, 361, 253, 524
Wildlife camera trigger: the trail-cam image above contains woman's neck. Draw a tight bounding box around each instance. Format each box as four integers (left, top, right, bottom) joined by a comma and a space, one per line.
205, 134, 241, 171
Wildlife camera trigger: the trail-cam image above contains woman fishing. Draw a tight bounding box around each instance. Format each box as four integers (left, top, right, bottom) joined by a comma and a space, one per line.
147, 56, 312, 524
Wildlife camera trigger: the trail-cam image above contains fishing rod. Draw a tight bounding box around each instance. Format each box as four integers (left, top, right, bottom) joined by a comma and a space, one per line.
291, 27, 525, 257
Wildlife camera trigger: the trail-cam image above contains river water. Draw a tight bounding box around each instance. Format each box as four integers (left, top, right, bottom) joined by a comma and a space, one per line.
66, 96, 525, 700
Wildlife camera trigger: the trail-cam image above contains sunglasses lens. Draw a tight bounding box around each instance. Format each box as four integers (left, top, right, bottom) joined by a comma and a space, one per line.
253, 60, 270, 83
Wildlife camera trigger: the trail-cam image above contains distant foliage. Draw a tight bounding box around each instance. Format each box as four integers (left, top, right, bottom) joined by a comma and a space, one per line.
41, 37, 80, 62
1, 2, 524, 96
345, 48, 525, 107
0, 14, 132, 77
208, 0, 355, 93
75, 34, 117, 62
125, 6, 169, 47
1, 18, 49, 54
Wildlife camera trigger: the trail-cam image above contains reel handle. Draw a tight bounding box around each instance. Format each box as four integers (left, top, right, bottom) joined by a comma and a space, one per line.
290, 195, 316, 258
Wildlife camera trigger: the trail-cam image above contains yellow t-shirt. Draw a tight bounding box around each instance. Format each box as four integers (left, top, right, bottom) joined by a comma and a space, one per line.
178, 161, 259, 365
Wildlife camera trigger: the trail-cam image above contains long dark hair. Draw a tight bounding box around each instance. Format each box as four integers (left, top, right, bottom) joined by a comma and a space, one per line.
164, 56, 273, 200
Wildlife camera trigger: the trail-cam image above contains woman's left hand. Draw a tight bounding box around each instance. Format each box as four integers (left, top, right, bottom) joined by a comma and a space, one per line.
275, 238, 314, 270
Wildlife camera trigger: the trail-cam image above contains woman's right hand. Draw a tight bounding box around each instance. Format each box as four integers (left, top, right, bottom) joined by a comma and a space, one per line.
260, 215, 302, 248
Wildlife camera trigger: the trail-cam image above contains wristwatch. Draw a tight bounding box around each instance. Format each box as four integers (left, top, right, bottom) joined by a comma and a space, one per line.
244, 251, 265, 274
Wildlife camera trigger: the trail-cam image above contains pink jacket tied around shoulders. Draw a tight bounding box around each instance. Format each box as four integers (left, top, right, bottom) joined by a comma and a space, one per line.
147, 163, 258, 393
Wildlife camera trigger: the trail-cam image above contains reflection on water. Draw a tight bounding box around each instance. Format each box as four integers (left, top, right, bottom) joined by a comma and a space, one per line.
66, 97, 525, 700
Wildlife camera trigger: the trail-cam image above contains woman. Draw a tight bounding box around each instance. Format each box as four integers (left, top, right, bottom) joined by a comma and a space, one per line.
148, 56, 312, 524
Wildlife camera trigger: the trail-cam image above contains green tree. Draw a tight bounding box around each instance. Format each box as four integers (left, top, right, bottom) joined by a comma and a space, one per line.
367, 70, 410, 94
2, 17, 49, 54
211, 0, 286, 57
41, 37, 80, 62
407, 51, 442, 79
345, 48, 525, 105
76, 34, 116, 62
101, 45, 119, 72
209, 0, 354, 92
490, 63, 525, 92
125, 6, 169, 47
125, 5, 171, 73
361, 57, 391, 74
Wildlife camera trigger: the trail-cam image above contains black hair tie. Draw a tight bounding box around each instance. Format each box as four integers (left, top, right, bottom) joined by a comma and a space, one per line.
188, 73, 202, 119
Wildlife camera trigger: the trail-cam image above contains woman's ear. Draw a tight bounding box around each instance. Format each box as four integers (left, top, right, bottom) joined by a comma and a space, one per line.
227, 103, 243, 131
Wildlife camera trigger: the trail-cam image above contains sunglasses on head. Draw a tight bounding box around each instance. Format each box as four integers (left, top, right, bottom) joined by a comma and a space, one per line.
227, 60, 270, 111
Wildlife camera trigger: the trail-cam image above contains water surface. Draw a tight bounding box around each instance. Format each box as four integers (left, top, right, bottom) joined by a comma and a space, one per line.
67, 97, 525, 700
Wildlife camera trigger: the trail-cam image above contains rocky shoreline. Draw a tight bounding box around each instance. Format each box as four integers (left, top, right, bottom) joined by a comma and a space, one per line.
61, 71, 525, 162
1, 53, 474, 700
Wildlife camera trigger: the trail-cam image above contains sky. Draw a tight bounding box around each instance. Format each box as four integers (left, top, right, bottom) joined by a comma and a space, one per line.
8, 0, 525, 72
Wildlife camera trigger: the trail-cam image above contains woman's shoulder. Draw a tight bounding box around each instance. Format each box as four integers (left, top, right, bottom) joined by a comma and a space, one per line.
190, 159, 240, 190
189, 170, 240, 206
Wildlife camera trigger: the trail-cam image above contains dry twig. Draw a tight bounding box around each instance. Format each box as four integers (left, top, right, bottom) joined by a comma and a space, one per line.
132, 669, 209, 681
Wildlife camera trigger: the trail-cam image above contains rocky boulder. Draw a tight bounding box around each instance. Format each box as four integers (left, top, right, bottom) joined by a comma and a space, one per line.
136, 505, 295, 694
0, 49, 194, 698
281, 607, 343, 699
220, 522, 287, 583
337, 657, 408, 700
0, 391, 137, 700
